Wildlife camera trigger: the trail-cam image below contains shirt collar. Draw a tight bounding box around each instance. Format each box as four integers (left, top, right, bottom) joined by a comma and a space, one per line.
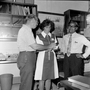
69, 32, 77, 36
41, 31, 51, 38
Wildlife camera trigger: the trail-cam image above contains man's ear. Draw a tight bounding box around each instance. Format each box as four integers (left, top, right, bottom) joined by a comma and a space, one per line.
75, 27, 78, 30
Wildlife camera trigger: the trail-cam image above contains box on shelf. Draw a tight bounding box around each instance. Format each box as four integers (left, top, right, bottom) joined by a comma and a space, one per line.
15, 0, 24, 3
25, 0, 34, 4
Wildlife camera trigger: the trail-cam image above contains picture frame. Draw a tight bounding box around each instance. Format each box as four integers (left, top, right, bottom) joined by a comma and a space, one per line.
38, 11, 65, 37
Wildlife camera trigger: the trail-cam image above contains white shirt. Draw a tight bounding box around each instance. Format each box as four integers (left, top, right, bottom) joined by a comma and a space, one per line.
62, 32, 90, 58
36, 31, 57, 44
17, 24, 35, 52
84, 25, 90, 38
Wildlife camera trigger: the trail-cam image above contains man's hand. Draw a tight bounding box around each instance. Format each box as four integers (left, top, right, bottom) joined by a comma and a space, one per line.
76, 54, 84, 58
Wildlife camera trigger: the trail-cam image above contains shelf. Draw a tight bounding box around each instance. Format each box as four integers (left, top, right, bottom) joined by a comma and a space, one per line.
0, 1, 37, 42
0, 1, 36, 6
0, 1, 37, 16
0, 24, 21, 28
0, 60, 17, 64
0, 38, 17, 42
0, 13, 32, 17
0, 13, 11, 16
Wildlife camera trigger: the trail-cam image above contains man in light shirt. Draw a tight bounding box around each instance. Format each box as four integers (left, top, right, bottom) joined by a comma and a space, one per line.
84, 14, 90, 40
62, 20, 90, 90
17, 14, 56, 90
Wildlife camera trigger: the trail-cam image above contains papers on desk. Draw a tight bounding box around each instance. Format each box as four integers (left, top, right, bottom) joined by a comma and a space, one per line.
68, 75, 90, 88
72, 82, 90, 90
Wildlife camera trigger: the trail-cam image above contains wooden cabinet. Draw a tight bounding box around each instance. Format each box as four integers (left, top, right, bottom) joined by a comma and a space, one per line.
64, 9, 89, 34
0, 1, 37, 41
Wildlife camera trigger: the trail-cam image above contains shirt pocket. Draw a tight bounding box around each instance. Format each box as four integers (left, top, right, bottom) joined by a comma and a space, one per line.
73, 40, 80, 46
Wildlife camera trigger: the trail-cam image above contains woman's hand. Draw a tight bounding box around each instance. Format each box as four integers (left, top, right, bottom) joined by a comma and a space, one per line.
76, 54, 84, 58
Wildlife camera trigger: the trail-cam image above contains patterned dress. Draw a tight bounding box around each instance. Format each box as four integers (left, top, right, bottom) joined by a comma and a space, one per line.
34, 31, 59, 80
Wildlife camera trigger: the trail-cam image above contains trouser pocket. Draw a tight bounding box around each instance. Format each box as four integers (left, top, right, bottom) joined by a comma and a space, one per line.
17, 52, 27, 70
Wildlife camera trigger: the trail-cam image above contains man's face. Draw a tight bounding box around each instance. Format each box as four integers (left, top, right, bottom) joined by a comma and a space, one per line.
31, 18, 38, 29
69, 23, 77, 34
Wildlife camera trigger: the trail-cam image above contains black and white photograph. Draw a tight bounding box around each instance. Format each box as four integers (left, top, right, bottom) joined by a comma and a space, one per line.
0, 1, 90, 90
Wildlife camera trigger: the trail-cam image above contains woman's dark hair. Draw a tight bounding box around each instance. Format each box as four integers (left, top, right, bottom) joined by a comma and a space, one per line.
32, 18, 41, 38
40, 19, 55, 33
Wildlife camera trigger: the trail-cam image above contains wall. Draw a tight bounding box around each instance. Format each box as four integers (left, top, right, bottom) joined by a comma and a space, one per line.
35, 1, 89, 14
0, 42, 19, 55
0, 63, 20, 77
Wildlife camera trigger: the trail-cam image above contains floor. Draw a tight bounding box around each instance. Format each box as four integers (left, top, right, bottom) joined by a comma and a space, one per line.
0, 81, 64, 90
11, 83, 64, 90
0, 75, 65, 90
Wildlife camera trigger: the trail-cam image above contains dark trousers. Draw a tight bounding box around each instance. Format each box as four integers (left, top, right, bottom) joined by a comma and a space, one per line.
17, 51, 36, 90
63, 54, 84, 90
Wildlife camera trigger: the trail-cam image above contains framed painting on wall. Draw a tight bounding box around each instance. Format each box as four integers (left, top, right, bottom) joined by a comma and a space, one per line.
38, 11, 65, 37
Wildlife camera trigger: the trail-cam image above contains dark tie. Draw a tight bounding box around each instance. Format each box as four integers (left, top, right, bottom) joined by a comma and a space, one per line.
67, 34, 72, 57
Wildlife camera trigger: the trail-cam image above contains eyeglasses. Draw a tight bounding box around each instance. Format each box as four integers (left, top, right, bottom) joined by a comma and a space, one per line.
69, 25, 76, 28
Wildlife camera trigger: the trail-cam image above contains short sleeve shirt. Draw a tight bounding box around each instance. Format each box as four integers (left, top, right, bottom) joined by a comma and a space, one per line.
17, 24, 36, 51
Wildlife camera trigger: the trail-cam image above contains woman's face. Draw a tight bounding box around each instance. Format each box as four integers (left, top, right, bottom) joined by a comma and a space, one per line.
44, 25, 51, 33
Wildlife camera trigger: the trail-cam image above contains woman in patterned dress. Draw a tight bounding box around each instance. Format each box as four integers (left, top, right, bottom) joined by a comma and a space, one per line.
34, 19, 59, 90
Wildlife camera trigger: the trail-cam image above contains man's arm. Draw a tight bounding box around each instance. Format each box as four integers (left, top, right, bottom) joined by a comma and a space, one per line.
77, 36, 90, 59
82, 37, 90, 58
30, 43, 56, 51
31, 34, 56, 51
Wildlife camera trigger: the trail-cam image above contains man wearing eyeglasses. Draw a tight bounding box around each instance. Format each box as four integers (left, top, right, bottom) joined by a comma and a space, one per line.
62, 20, 90, 90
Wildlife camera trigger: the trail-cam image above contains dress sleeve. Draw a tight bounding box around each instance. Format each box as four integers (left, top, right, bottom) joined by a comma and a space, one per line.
36, 35, 43, 45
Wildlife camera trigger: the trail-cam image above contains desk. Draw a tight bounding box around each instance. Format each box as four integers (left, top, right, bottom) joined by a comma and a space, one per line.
60, 80, 90, 90
60, 80, 80, 90
0, 61, 20, 77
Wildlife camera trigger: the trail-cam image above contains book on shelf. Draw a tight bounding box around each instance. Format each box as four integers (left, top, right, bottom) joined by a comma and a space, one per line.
11, 5, 19, 15
0, 3, 11, 14
23, 6, 30, 15
32, 7, 36, 15
17, 6, 24, 15
68, 75, 90, 88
